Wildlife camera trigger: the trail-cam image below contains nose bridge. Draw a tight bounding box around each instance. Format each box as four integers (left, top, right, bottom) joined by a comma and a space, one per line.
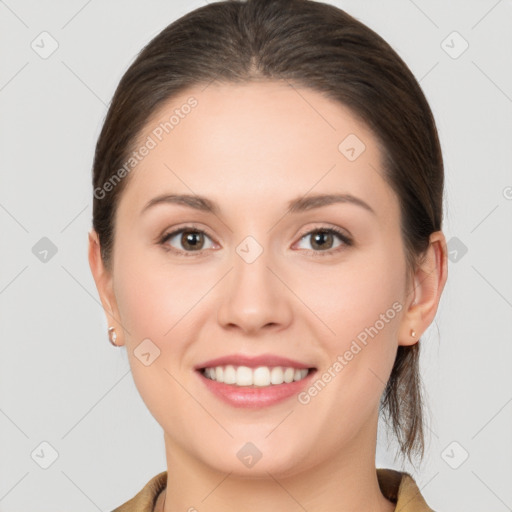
215, 230, 292, 332
231, 232, 276, 299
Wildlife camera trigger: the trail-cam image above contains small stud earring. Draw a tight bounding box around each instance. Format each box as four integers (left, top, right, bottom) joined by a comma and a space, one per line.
108, 326, 118, 346
410, 329, 416, 338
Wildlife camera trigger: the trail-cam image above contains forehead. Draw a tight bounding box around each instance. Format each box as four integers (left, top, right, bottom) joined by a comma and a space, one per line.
118, 80, 397, 221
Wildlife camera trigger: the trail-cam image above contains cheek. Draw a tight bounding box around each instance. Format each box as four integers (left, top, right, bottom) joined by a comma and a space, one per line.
113, 243, 204, 346
311, 248, 404, 340
311, 244, 405, 386
114, 266, 171, 343
295, 258, 404, 443
112, 251, 201, 425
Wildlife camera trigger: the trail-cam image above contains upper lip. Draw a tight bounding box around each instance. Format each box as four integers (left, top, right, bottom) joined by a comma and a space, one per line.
194, 354, 314, 370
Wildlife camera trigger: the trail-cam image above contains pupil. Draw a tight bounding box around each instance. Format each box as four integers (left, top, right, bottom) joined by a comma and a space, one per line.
183, 231, 202, 250
313, 231, 331, 250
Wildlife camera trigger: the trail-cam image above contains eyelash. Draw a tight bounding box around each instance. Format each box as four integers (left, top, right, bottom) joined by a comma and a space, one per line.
158, 224, 353, 258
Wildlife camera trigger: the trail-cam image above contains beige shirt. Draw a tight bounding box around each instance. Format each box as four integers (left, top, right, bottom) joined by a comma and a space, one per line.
111, 468, 435, 511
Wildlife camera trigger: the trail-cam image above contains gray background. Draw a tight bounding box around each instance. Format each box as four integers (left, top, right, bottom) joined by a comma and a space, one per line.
1, 0, 511, 510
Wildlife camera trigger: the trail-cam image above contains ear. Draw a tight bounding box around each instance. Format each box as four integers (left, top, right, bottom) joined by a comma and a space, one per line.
398, 231, 448, 346
88, 229, 124, 346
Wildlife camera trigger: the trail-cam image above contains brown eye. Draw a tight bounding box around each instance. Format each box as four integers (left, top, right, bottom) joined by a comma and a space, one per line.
180, 230, 205, 251
295, 227, 352, 255
310, 230, 335, 250
160, 227, 215, 254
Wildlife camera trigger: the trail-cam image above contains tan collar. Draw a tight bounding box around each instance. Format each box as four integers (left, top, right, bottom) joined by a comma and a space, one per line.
113, 468, 434, 512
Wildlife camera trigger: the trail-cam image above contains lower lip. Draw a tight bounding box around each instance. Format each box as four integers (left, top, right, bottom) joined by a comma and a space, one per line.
197, 369, 316, 408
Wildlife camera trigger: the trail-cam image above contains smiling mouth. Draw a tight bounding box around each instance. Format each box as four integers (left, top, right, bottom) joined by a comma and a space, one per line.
200, 365, 316, 388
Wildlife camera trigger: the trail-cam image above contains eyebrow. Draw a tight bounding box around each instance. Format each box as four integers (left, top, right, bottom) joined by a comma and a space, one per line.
140, 192, 376, 216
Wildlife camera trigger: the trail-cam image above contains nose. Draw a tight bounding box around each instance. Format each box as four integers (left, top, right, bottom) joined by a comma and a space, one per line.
216, 244, 293, 335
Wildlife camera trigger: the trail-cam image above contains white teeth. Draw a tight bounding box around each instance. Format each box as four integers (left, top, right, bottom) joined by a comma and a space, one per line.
236, 366, 253, 386
202, 365, 310, 387
253, 366, 270, 387
224, 365, 236, 384
283, 367, 295, 383
270, 366, 284, 385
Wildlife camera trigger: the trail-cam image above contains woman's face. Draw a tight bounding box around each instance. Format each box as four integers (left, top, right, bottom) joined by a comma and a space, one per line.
98, 81, 418, 476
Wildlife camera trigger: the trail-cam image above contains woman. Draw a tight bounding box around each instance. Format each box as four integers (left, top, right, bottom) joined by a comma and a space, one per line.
88, 0, 448, 510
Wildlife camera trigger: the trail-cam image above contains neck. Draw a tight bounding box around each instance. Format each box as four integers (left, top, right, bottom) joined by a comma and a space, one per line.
159, 421, 395, 512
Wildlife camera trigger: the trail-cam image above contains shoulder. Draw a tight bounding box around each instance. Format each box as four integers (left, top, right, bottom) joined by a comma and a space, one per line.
377, 468, 436, 512
111, 471, 167, 512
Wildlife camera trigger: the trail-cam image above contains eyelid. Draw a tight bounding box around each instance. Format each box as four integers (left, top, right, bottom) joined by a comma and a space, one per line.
296, 223, 352, 243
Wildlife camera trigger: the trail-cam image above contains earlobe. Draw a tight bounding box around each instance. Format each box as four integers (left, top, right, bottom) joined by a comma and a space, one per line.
398, 231, 448, 347
88, 229, 124, 345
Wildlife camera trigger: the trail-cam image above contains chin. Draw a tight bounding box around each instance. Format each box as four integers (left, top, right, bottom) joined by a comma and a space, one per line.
196, 438, 310, 478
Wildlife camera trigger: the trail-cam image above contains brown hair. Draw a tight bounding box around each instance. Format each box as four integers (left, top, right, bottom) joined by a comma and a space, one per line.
92, 0, 444, 466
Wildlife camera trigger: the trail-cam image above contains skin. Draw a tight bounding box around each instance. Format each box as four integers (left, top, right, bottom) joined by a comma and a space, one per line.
89, 80, 447, 512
